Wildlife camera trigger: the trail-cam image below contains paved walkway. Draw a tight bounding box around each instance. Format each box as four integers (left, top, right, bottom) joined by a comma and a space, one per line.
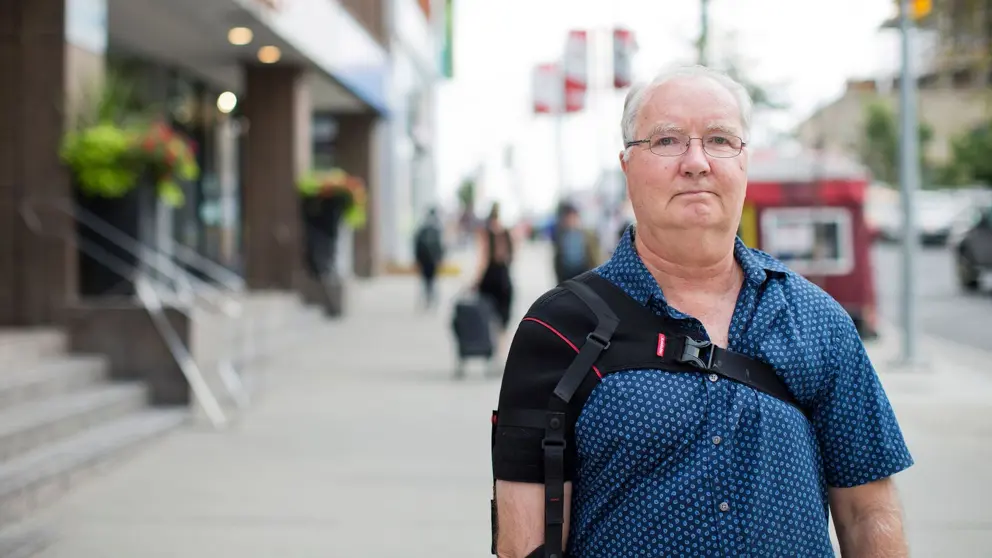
30, 241, 992, 557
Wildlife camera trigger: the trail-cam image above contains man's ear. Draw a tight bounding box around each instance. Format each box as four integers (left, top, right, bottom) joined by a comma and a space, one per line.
619, 150, 628, 173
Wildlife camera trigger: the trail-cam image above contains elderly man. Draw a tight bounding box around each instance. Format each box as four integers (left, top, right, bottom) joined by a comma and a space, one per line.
490, 65, 913, 558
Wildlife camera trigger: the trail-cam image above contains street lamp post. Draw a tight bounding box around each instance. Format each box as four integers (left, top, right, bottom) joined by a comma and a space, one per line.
898, 0, 922, 366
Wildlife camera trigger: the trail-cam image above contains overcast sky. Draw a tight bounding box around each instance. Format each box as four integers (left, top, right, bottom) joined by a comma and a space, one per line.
433, 0, 904, 218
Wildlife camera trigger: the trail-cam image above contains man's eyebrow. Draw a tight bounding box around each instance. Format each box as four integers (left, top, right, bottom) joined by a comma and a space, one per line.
650, 124, 685, 135
705, 123, 741, 135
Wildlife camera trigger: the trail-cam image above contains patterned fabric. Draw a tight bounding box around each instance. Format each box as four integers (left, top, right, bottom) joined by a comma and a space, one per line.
566, 225, 913, 557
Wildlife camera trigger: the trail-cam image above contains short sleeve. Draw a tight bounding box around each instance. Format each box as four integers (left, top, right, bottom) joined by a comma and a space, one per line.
813, 316, 914, 488
493, 313, 585, 484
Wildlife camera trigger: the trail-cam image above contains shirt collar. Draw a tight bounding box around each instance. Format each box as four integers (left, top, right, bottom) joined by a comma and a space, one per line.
602, 225, 789, 308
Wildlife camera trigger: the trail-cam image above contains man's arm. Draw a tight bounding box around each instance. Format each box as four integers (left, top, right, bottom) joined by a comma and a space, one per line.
829, 477, 909, 557
495, 480, 572, 558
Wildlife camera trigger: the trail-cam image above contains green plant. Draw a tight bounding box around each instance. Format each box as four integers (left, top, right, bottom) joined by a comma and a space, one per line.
859, 100, 934, 186
59, 123, 142, 198
62, 68, 196, 206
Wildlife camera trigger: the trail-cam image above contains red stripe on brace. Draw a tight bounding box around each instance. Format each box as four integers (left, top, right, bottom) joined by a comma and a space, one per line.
522, 317, 603, 379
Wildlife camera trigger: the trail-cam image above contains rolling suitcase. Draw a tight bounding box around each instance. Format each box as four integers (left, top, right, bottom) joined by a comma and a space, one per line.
451, 292, 496, 378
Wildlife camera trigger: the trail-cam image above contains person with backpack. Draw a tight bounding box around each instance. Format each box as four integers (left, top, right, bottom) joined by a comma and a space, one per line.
552, 203, 600, 285
490, 65, 913, 558
413, 207, 445, 309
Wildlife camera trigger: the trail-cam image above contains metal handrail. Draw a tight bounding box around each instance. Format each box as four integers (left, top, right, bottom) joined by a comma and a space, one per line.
19, 197, 251, 426
45, 197, 244, 291
136, 278, 228, 428
23, 197, 243, 315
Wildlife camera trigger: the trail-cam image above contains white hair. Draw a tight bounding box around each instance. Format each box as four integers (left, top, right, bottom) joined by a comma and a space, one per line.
620, 65, 753, 162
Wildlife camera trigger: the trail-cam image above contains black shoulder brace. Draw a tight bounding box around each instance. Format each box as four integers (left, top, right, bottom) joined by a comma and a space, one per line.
490, 271, 806, 558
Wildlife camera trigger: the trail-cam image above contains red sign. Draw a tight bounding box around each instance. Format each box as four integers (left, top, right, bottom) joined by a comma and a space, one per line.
563, 30, 587, 113
613, 28, 636, 89
532, 63, 562, 114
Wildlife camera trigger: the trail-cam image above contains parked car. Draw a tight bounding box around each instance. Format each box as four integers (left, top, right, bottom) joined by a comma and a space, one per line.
949, 200, 992, 291
869, 189, 973, 245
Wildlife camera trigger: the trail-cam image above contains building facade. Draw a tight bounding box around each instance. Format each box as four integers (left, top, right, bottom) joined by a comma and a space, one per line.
379, 0, 441, 269
0, 0, 393, 326
794, 3, 992, 171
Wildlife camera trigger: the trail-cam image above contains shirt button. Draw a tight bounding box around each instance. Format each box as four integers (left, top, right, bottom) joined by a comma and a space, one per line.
712, 436, 722, 445
708, 373, 718, 382
719, 502, 730, 512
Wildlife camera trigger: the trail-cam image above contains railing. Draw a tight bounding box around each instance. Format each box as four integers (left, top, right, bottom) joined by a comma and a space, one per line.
20, 197, 253, 429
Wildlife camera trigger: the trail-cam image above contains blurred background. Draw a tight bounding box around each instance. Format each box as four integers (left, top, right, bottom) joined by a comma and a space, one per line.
1, 0, 992, 556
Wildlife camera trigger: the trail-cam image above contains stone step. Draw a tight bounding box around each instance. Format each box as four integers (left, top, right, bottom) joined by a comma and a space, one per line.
0, 356, 108, 412
0, 330, 65, 370
0, 383, 146, 463
0, 408, 188, 526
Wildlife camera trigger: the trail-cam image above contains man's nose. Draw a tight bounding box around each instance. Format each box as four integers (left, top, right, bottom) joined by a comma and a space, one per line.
680, 139, 711, 176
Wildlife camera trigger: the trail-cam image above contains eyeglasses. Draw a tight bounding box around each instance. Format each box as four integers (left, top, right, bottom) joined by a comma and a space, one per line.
625, 131, 746, 158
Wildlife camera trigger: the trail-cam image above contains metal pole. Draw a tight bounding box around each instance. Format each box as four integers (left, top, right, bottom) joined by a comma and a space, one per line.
898, 0, 920, 365
698, 0, 709, 66
555, 66, 567, 199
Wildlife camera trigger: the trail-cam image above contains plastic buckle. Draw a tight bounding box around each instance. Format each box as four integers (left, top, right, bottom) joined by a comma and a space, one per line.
678, 336, 715, 371
586, 331, 611, 351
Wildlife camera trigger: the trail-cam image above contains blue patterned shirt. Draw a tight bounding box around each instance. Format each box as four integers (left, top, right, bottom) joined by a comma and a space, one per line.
561, 227, 913, 556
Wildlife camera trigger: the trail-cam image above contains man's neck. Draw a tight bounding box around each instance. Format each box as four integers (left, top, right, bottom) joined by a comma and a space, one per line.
634, 226, 740, 297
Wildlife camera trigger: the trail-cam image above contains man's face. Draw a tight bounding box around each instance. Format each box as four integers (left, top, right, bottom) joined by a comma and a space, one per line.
620, 76, 748, 236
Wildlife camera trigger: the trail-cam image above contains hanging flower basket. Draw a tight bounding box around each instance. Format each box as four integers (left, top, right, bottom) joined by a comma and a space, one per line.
59, 120, 199, 208
132, 120, 200, 207
297, 168, 368, 229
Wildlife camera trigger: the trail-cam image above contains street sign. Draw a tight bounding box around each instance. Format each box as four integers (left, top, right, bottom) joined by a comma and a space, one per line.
563, 30, 588, 113
532, 63, 562, 114
613, 28, 636, 89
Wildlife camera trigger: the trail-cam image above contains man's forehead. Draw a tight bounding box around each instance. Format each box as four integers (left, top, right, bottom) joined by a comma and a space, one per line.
638, 82, 743, 135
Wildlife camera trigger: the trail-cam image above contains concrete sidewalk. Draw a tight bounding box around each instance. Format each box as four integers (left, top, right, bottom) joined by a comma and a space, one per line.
867, 323, 992, 557
26, 241, 992, 557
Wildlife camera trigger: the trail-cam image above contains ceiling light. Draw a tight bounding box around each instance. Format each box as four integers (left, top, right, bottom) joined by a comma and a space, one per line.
257, 45, 281, 64
228, 27, 253, 46
217, 91, 238, 114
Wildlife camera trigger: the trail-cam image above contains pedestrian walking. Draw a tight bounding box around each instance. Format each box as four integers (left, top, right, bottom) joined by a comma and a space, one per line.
413, 207, 446, 309
552, 202, 601, 285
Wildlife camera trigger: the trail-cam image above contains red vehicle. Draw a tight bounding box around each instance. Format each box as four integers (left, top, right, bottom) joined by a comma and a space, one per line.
738, 148, 878, 339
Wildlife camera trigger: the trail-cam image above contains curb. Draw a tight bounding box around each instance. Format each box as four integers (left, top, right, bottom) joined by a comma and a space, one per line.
381, 262, 463, 277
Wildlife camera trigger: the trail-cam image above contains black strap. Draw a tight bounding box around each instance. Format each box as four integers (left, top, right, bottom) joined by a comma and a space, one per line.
540, 279, 619, 558
577, 272, 804, 414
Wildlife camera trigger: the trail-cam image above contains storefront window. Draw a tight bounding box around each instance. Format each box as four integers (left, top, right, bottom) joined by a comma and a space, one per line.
313, 113, 338, 169
760, 207, 855, 276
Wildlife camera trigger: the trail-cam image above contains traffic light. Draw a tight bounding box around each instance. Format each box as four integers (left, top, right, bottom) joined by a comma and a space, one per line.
911, 0, 931, 20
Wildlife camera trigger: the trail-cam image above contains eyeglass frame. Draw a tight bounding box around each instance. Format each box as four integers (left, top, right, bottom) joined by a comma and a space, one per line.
624, 131, 747, 159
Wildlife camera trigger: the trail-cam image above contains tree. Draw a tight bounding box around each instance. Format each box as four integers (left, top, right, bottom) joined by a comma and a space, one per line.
935, 121, 992, 186
456, 176, 476, 211
859, 100, 934, 187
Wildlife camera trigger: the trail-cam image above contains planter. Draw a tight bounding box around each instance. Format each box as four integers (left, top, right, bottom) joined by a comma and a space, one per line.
73, 181, 159, 298
301, 195, 349, 279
